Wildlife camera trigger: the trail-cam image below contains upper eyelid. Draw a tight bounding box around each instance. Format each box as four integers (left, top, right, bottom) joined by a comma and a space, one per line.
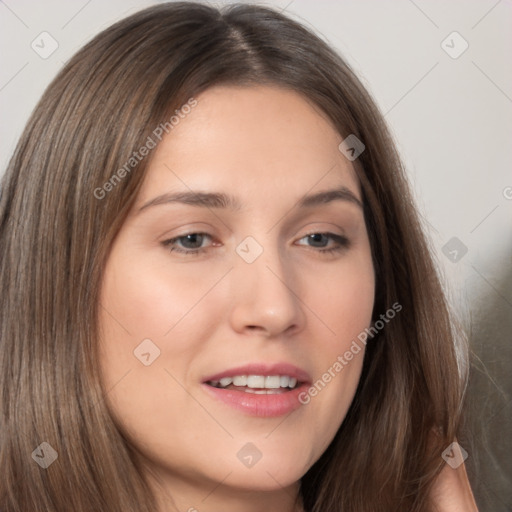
166, 220, 350, 239
166, 230, 345, 240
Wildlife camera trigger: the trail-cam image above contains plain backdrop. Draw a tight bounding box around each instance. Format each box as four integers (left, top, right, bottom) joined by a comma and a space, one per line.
1, 1, 511, 510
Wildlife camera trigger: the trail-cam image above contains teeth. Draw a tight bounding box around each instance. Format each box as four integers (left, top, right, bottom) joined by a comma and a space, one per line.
246, 388, 272, 394
219, 377, 233, 387
247, 375, 265, 388
265, 376, 281, 389
233, 375, 247, 386
210, 374, 299, 390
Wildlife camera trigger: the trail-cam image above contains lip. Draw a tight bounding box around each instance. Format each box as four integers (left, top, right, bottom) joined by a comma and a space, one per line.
201, 362, 312, 418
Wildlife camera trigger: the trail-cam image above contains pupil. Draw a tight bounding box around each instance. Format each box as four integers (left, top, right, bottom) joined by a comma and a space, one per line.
309, 233, 326, 247
183, 234, 202, 248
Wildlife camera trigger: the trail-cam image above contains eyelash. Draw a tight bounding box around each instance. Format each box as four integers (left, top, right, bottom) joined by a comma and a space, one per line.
161, 231, 350, 256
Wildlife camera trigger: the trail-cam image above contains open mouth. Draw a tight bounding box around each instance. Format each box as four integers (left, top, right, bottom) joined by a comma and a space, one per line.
201, 363, 311, 417
206, 374, 301, 394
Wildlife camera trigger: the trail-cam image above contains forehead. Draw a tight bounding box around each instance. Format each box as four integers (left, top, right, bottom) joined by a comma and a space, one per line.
137, 85, 360, 207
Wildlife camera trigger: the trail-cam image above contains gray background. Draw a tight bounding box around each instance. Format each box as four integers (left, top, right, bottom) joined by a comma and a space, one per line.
1, 1, 511, 510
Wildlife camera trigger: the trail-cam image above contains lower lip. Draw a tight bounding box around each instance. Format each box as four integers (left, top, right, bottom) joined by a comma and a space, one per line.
202, 383, 309, 417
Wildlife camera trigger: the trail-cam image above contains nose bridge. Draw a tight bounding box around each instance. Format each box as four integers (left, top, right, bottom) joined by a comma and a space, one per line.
229, 233, 305, 336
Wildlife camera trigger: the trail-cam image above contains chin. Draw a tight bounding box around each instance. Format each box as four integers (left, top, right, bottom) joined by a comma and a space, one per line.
209, 447, 313, 491
219, 466, 305, 493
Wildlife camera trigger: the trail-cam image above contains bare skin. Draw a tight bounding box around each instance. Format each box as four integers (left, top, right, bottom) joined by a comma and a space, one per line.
431, 456, 479, 510
99, 85, 373, 511
98, 84, 476, 511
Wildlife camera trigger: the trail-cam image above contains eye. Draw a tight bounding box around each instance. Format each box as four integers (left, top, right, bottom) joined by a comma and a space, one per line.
161, 231, 350, 257
296, 232, 350, 255
162, 232, 214, 255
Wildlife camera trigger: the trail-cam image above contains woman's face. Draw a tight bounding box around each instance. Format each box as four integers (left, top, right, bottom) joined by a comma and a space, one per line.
98, 85, 375, 509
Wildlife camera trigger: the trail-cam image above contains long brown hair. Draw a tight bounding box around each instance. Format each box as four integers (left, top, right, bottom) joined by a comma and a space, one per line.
0, 2, 468, 511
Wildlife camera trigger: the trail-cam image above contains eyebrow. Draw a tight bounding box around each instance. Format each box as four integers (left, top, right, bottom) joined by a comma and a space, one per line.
138, 186, 363, 213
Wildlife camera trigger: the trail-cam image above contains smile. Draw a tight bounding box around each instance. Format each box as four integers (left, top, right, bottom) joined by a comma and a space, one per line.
202, 364, 311, 417
206, 374, 299, 393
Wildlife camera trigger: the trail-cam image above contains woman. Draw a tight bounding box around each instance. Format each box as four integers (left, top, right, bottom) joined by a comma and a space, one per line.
0, 2, 478, 511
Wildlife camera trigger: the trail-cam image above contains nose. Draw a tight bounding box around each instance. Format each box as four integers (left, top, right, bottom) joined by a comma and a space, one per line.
228, 240, 306, 338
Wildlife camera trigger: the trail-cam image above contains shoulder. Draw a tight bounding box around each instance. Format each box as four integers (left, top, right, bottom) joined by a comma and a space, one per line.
430, 455, 479, 511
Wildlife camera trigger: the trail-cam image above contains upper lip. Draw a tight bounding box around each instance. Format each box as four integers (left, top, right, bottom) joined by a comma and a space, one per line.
202, 363, 312, 384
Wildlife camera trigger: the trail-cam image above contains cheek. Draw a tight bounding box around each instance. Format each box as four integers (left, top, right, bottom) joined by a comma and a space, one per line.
99, 244, 223, 343
297, 253, 374, 453
96, 247, 216, 457
96, 243, 229, 405
310, 251, 375, 345
96, 230, 376, 487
